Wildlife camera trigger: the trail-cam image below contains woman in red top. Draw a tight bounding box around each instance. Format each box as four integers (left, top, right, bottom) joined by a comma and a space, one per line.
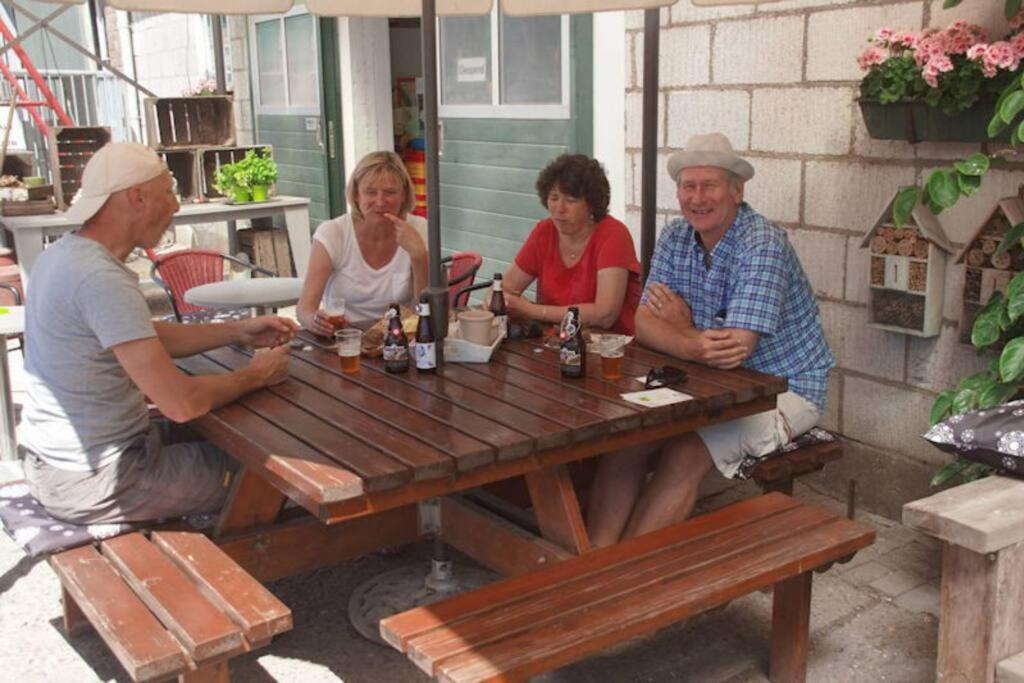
503, 154, 642, 335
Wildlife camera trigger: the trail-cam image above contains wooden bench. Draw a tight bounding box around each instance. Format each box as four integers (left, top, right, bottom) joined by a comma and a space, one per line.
381, 493, 874, 683
49, 531, 292, 682
751, 437, 844, 495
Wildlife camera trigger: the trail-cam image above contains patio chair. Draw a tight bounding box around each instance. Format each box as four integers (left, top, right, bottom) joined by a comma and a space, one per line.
443, 251, 482, 308
145, 248, 275, 323
0, 281, 23, 353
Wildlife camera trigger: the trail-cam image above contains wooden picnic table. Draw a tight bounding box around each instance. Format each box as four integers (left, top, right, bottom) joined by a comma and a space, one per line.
176, 338, 787, 583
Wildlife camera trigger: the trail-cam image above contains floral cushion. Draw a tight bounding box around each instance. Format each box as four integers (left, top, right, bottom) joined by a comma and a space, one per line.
0, 481, 214, 558
923, 400, 1024, 479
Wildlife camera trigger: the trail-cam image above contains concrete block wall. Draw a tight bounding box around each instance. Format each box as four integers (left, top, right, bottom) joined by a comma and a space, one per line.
624, 0, 1024, 519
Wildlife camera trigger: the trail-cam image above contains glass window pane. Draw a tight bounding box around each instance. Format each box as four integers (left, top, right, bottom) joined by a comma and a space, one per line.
285, 14, 317, 108
500, 14, 562, 105
255, 20, 285, 107
440, 16, 492, 106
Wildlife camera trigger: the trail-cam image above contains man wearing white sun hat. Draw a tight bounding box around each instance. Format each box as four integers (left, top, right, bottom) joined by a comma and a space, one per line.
587, 133, 834, 547
19, 142, 297, 524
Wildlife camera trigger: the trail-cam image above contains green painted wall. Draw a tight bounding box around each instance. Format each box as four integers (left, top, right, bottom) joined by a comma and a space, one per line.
256, 114, 329, 227
439, 15, 593, 287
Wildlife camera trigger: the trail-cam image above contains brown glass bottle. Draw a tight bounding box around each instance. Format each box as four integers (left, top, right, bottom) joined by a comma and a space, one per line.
414, 295, 437, 373
489, 273, 508, 339
382, 302, 410, 373
559, 306, 586, 378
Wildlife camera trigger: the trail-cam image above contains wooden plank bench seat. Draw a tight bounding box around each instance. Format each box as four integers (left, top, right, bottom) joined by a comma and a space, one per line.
381, 493, 874, 683
751, 437, 844, 495
49, 531, 292, 682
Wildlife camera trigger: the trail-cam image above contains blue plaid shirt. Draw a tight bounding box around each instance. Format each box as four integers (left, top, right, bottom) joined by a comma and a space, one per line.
643, 204, 834, 410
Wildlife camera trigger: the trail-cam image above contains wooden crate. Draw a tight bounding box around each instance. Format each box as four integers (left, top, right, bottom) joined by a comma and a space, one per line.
46, 126, 111, 210
238, 227, 294, 278
156, 149, 199, 202
144, 96, 235, 149
199, 145, 271, 199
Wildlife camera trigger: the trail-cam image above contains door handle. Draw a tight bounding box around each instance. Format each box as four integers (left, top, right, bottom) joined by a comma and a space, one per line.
328, 120, 336, 160
438, 120, 444, 158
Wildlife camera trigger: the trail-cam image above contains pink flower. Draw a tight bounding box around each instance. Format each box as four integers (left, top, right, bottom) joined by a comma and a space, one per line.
985, 41, 1020, 72
922, 63, 940, 88
873, 27, 894, 47
967, 43, 988, 61
857, 47, 888, 70
1011, 9, 1024, 31
1013, 32, 1024, 57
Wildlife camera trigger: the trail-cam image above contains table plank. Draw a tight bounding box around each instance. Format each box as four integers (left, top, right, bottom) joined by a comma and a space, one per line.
296, 348, 532, 461
205, 347, 457, 481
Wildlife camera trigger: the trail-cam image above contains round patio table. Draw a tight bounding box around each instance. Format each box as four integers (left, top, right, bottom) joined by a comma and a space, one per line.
184, 277, 304, 317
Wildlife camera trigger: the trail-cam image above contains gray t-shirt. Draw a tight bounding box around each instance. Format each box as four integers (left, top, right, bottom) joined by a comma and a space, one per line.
18, 233, 156, 471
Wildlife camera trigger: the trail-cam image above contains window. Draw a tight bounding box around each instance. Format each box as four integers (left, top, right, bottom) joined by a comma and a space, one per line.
250, 10, 319, 114
439, 10, 569, 119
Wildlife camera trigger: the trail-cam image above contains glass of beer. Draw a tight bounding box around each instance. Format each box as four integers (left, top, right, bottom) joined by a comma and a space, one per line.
336, 328, 362, 374
600, 334, 627, 380
323, 294, 347, 332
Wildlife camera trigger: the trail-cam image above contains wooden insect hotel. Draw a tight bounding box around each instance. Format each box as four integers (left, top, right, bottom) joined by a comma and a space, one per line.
861, 192, 953, 337
956, 196, 1024, 343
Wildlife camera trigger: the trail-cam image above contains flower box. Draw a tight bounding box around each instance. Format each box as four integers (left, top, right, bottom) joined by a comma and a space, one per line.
858, 99, 1008, 143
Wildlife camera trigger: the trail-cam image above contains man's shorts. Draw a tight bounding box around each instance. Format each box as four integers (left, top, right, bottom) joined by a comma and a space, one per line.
696, 391, 821, 479
25, 421, 236, 525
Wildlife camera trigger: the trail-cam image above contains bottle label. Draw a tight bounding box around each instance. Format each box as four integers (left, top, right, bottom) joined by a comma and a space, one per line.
415, 342, 436, 369
383, 345, 409, 362
416, 302, 430, 316
492, 280, 502, 291
385, 305, 399, 319
495, 314, 508, 339
560, 346, 582, 367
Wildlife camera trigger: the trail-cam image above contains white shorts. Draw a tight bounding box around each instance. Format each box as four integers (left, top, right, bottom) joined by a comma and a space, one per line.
696, 391, 821, 479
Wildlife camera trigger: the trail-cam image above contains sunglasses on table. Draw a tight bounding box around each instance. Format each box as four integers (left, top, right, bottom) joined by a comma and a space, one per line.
645, 365, 688, 389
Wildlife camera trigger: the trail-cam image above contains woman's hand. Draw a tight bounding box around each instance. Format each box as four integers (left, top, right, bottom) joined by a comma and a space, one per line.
504, 292, 535, 319
385, 213, 427, 257
300, 309, 337, 338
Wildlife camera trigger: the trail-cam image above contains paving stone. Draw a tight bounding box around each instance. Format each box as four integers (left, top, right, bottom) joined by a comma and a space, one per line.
894, 583, 941, 618
840, 560, 894, 586
869, 568, 930, 598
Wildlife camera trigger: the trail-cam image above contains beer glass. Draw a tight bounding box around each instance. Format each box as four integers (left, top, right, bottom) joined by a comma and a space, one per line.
336, 328, 362, 374
323, 294, 347, 332
600, 334, 627, 380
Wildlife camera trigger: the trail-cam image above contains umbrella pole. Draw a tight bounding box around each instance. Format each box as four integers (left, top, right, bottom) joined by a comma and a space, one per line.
421, 0, 448, 363
639, 8, 660, 281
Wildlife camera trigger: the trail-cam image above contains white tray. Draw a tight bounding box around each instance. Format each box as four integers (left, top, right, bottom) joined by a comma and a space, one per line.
444, 321, 502, 363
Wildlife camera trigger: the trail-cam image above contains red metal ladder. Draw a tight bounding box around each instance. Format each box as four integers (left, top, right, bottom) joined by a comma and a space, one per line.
0, 17, 73, 136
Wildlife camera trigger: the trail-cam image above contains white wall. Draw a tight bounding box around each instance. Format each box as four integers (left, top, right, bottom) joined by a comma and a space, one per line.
594, 11, 627, 228
129, 13, 216, 98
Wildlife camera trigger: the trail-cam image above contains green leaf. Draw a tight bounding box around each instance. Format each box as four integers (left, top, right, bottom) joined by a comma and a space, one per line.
931, 459, 970, 487
979, 381, 1019, 408
990, 112, 1009, 138
1000, 338, 1024, 381
962, 462, 993, 482
973, 313, 1003, 348
942, 0, 961, 8
1001, 91, 1024, 124
926, 170, 960, 209
952, 388, 979, 414
996, 221, 1024, 256
1009, 275, 1024, 322
892, 187, 921, 227
958, 173, 982, 197
958, 371, 995, 392
930, 391, 956, 425
954, 153, 991, 176
1008, 0, 1023, 20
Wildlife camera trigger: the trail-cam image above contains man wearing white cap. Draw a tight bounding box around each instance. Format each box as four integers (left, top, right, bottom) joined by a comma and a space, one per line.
19, 142, 297, 524
587, 133, 834, 547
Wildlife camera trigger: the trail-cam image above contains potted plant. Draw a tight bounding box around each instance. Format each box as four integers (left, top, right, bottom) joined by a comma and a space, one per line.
236, 148, 277, 202
213, 162, 252, 203
857, 19, 1022, 142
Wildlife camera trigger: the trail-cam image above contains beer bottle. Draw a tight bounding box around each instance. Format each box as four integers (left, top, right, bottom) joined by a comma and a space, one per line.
382, 303, 410, 373
489, 273, 508, 339
559, 306, 586, 378
414, 295, 437, 373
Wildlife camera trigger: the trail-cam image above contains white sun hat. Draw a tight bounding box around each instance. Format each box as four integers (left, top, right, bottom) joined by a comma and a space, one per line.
666, 132, 755, 182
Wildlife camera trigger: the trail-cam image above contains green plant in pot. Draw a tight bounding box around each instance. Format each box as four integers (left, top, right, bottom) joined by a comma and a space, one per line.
213, 162, 252, 203
236, 148, 277, 202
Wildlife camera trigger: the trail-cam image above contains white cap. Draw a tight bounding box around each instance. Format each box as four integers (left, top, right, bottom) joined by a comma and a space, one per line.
64, 142, 168, 223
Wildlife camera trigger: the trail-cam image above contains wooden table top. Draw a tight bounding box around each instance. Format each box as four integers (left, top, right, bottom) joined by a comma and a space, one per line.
177, 339, 787, 524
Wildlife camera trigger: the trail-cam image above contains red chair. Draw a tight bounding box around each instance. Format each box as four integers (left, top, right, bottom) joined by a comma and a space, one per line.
443, 251, 482, 308
145, 248, 275, 322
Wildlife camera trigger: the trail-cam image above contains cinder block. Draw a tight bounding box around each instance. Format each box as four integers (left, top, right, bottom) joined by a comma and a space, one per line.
845, 234, 870, 305
807, 3, 923, 82
624, 6, 669, 31
905, 324, 992, 394
713, 16, 804, 85
743, 157, 801, 224
657, 151, 678, 212
665, 90, 749, 150
924, 167, 1022, 246
751, 87, 854, 155
842, 375, 947, 467
804, 160, 915, 231
761, 0, 861, 13
671, 1, 754, 23
915, 141, 984, 161
929, 0, 1006, 34
820, 372, 841, 433
820, 300, 906, 381
787, 228, 846, 300
624, 151, 637, 207
852, 109, 916, 160
658, 25, 712, 87
626, 91, 665, 149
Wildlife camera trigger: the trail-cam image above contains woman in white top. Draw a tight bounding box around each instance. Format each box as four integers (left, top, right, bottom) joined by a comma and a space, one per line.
298, 151, 428, 332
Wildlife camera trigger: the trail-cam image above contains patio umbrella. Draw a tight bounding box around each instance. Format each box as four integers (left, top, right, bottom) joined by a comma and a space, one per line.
30, 0, 777, 359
